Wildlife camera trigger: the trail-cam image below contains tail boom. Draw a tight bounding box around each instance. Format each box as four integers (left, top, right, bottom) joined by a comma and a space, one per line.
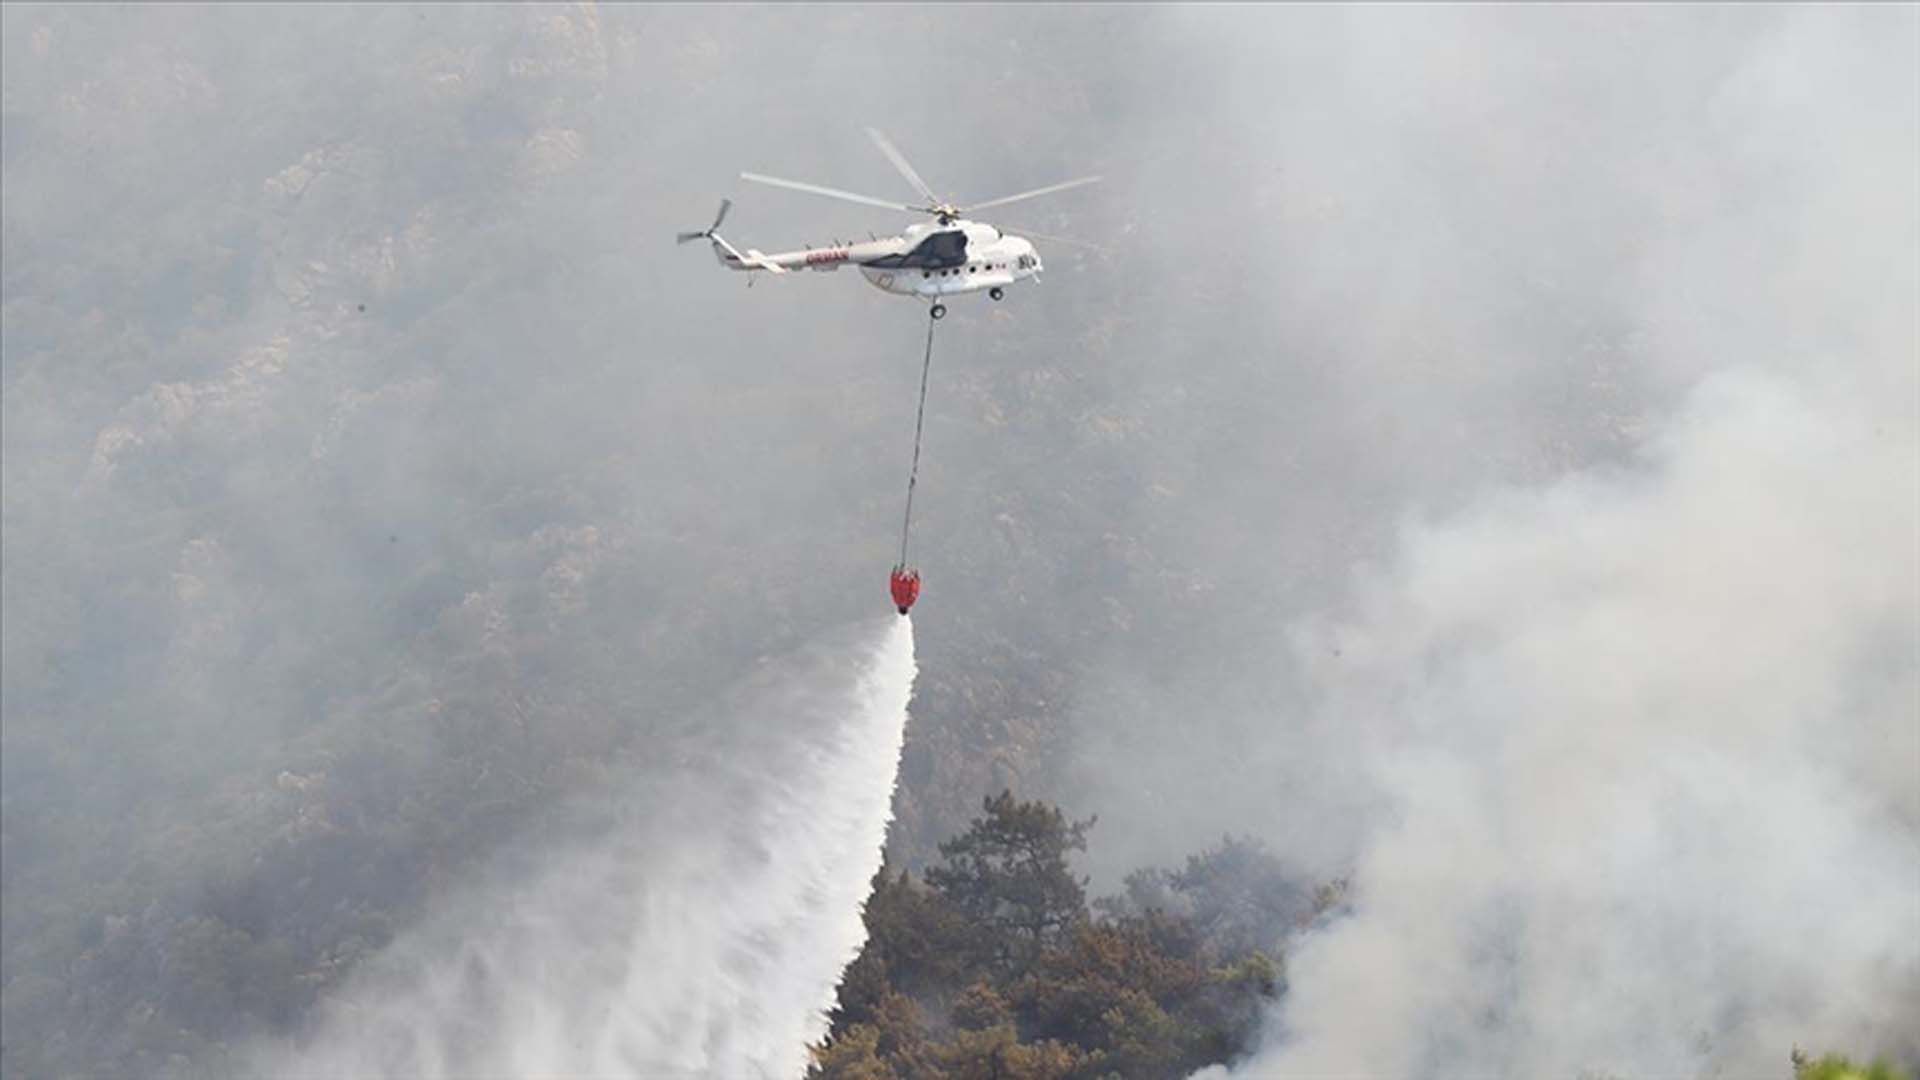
679, 199, 788, 274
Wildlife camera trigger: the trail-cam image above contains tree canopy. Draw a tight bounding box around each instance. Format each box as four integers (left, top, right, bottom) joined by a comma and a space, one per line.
813, 793, 1309, 1080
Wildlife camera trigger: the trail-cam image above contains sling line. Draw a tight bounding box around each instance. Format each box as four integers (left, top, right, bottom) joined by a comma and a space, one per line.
898, 314, 936, 567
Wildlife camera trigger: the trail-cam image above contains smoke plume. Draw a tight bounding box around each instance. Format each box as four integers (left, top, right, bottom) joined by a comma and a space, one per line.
1209, 370, 1917, 1077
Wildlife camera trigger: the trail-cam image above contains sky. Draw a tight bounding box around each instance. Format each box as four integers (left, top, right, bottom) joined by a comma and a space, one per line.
3, 4, 1915, 1076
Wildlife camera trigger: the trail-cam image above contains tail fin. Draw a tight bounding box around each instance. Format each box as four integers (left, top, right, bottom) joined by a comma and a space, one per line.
679, 198, 787, 274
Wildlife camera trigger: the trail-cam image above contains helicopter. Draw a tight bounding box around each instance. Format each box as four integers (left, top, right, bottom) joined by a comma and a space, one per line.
679, 129, 1099, 319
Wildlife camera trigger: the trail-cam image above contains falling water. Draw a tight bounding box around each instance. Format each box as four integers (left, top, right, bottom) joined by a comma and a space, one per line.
258, 617, 917, 1079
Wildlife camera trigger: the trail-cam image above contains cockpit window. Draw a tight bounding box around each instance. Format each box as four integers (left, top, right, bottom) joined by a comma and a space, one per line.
859, 230, 967, 271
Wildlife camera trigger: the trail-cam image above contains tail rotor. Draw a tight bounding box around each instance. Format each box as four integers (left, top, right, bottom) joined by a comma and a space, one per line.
677, 199, 732, 245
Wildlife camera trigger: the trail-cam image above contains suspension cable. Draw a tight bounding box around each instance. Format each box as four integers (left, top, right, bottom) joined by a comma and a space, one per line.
898, 313, 936, 567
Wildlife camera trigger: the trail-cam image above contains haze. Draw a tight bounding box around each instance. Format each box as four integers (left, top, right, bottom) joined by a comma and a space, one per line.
3, 5, 1914, 1077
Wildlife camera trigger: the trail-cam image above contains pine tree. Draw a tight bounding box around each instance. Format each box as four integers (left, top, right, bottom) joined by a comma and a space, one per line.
924, 791, 1095, 972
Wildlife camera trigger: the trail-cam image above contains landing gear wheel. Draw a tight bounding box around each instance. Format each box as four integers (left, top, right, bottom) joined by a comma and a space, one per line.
989, 287, 1004, 301
930, 303, 947, 320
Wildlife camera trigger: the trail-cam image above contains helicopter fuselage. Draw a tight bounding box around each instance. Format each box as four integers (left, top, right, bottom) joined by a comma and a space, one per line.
709, 219, 1042, 302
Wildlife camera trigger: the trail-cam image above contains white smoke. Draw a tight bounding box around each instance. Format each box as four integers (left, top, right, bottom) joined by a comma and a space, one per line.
1212, 370, 1918, 1078
254, 616, 916, 1079
1173, 9, 1919, 1076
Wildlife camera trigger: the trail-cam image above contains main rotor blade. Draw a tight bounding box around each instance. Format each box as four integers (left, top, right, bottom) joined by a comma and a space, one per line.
1004, 226, 1109, 255
966, 176, 1103, 213
866, 128, 940, 206
740, 172, 921, 213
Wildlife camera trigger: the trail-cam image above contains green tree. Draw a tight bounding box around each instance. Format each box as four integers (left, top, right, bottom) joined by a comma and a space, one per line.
1102, 835, 1313, 962
832, 866, 983, 1030
810, 1023, 897, 1080
926, 1024, 1091, 1080
1792, 1048, 1913, 1080
815, 800, 1298, 1080
1011, 914, 1274, 1080
924, 791, 1095, 971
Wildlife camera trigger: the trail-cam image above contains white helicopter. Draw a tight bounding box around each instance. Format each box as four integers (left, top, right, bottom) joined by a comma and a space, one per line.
679, 129, 1099, 319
